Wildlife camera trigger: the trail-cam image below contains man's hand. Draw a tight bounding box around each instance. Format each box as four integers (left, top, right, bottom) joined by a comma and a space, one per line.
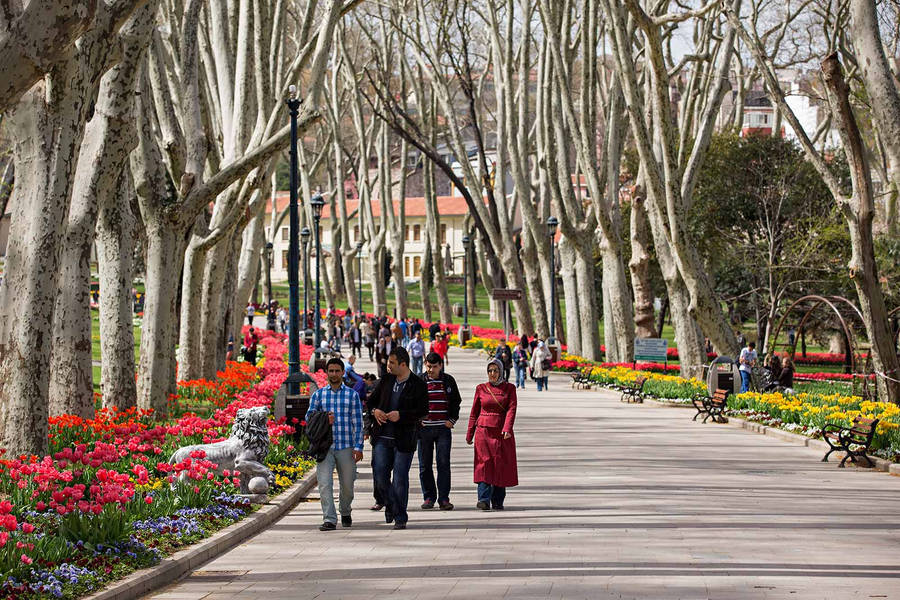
352, 450, 363, 462
328, 412, 335, 425
386, 410, 400, 422
444, 420, 454, 428
373, 408, 388, 425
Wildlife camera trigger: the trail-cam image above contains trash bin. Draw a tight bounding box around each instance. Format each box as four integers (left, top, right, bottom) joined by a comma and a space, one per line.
452, 303, 463, 317
285, 394, 310, 443
707, 356, 741, 396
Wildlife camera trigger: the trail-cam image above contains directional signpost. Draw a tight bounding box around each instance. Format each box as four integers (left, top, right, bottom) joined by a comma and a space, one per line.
634, 338, 668, 370
492, 288, 522, 341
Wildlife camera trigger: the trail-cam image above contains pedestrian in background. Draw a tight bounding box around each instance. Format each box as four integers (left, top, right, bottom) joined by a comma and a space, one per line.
529, 341, 551, 391
512, 339, 529, 389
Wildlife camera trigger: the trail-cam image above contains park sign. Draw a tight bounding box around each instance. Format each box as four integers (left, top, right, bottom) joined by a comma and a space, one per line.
634, 338, 668, 363
492, 288, 523, 301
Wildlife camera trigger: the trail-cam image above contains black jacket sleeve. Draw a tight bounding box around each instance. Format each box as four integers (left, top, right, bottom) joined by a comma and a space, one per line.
398, 375, 429, 424
443, 373, 462, 423
367, 376, 389, 416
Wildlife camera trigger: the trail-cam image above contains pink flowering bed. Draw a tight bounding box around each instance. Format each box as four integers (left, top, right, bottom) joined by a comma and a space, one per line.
0, 330, 316, 599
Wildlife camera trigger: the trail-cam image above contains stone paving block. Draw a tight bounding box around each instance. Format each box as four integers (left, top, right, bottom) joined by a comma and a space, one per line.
146, 348, 900, 600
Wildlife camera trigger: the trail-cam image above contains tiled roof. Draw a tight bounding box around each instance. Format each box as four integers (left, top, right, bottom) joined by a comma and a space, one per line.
265, 193, 473, 218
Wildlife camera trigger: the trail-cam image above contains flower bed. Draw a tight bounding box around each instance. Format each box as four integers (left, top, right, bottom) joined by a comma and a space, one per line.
0, 330, 316, 599
727, 391, 900, 461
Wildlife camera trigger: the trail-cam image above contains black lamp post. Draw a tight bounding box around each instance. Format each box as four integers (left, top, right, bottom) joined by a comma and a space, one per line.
462, 235, 470, 329
310, 194, 325, 348
356, 240, 363, 315
265, 242, 275, 331
301, 226, 310, 333
285, 86, 302, 394
547, 216, 559, 344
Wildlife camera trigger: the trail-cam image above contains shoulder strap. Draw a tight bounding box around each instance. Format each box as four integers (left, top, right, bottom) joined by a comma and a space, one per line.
483, 384, 506, 411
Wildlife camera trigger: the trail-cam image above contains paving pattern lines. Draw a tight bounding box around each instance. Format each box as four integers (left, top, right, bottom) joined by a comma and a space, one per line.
148, 348, 900, 600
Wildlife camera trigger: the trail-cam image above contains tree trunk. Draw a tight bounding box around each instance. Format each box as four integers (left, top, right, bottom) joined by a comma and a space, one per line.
48, 184, 96, 417
199, 231, 237, 378
629, 196, 657, 338
137, 219, 185, 414
96, 173, 137, 410
646, 190, 706, 377
420, 235, 433, 323
369, 245, 387, 316
178, 218, 209, 381
559, 236, 581, 355
576, 243, 603, 360
599, 244, 633, 362
820, 51, 900, 402
520, 225, 549, 338
423, 160, 452, 324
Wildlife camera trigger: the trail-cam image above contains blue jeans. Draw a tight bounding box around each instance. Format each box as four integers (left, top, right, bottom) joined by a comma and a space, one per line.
316, 447, 357, 524
536, 376, 548, 391
411, 355, 424, 376
372, 440, 414, 525
477, 482, 506, 508
515, 364, 526, 388
418, 426, 452, 503
740, 369, 751, 393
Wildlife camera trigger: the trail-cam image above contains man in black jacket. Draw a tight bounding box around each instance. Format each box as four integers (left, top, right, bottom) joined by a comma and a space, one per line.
418, 352, 462, 510
367, 347, 428, 529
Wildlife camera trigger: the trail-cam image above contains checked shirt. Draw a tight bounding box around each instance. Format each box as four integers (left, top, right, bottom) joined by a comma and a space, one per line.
306, 383, 364, 452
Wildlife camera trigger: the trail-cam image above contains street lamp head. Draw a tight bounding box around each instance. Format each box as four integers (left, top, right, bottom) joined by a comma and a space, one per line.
547, 216, 559, 237
301, 226, 311, 244
310, 194, 325, 219
265, 241, 273, 250
356, 241, 363, 252
288, 84, 297, 100
462, 235, 470, 249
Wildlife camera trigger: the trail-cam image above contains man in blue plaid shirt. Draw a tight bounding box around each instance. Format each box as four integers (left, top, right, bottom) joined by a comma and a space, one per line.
306, 357, 364, 531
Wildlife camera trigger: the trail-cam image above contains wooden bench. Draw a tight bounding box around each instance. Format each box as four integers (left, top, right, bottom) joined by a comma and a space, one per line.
570, 367, 593, 389
620, 376, 647, 403
822, 416, 880, 468
691, 389, 729, 424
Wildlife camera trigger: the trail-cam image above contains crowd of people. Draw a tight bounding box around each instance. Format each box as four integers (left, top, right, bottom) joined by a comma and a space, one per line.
304, 324, 518, 531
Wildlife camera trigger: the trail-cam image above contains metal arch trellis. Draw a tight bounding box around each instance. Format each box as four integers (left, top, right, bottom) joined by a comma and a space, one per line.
769, 295, 866, 375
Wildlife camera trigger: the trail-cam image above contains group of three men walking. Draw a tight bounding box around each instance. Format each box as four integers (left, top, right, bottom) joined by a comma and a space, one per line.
305, 347, 461, 530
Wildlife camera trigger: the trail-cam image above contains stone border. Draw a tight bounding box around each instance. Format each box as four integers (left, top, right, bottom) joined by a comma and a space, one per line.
84, 470, 318, 600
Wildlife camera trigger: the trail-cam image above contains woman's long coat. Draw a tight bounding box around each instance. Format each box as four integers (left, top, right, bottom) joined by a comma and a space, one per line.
466, 381, 518, 487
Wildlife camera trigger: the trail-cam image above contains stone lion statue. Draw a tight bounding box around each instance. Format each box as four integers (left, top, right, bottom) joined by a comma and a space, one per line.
170, 406, 275, 495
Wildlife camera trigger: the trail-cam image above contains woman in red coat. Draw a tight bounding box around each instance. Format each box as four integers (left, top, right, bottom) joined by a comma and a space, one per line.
466, 358, 518, 510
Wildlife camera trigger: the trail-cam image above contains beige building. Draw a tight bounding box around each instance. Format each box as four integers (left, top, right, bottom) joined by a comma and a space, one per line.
265, 194, 474, 283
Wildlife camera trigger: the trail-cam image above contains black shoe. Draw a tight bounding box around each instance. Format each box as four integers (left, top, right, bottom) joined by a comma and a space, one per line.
438, 501, 454, 511
421, 500, 435, 510
492, 505, 504, 511
341, 515, 352, 527
385, 511, 394, 524
476, 501, 491, 511
393, 522, 407, 530
319, 521, 336, 531
370, 503, 384, 511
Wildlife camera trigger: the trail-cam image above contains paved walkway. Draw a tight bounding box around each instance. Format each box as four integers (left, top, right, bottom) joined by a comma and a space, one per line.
150, 347, 900, 599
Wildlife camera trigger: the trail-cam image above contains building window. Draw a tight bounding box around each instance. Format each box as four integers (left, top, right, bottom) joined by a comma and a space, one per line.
281, 227, 289, 241
762, 114, 769, 124
405, 225, 410, 241
413, 224, 421, 241
440, 223, 447, 245
354, 224, 359, 241
404, 256, 410, 277
282, 250, 288, 269
413, 255, 421, 274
